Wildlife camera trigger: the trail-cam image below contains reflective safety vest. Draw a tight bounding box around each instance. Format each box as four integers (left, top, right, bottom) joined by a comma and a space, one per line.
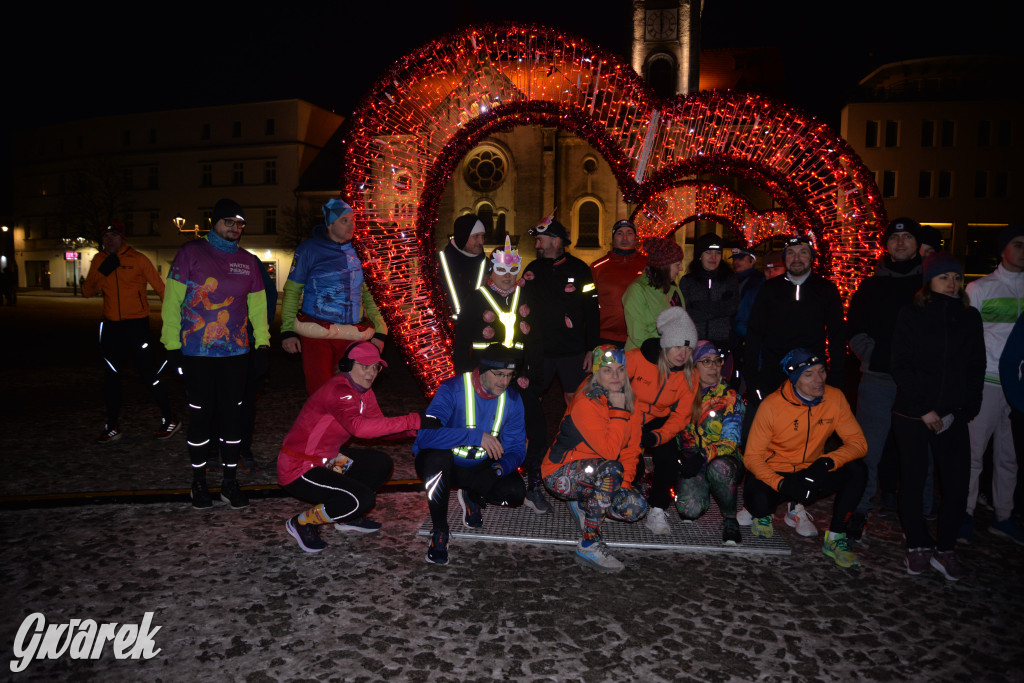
452, 372, 507, 460
439, 251, 486, 319
473, 285, 524, 351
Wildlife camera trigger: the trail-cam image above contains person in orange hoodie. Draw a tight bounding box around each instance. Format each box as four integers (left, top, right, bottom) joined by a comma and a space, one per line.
626, 306, 699, 536
542, 345, 647, 573
82, 222, 179, 443
744, 348, 868, 569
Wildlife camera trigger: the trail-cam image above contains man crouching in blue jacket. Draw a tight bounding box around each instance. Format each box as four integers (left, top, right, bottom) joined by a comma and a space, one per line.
414, 343, 527, 565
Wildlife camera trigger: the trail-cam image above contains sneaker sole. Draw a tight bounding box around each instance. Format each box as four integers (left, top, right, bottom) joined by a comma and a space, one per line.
568, 502, 586, 534
334, 523, 381, 534
220, 494, 249, 510
824, 550, 860, 569
155, 424, 181, 440
524, 494, 552, 515
285, 520, 326, 553
457, 491, 483, 529
425, 553, 450, 565
573, 551, 623, 573
723, 537, 741, 547
785, 516, 819, 538
929, 558, 962, 581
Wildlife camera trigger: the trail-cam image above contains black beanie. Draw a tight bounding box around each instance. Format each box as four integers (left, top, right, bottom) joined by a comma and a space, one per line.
453, 214, 483, 250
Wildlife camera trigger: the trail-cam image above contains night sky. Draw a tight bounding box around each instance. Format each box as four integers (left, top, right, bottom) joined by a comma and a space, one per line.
3, 1, 1019, 212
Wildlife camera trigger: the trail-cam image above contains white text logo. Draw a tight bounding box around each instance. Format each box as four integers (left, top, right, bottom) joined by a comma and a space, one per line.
10, 612, 161, 673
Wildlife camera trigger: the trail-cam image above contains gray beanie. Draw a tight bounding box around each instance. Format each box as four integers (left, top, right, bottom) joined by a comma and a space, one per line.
656, 307, 697, 349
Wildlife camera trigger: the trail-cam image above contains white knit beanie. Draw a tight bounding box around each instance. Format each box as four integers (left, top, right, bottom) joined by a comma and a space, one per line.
656, 307, 697, 349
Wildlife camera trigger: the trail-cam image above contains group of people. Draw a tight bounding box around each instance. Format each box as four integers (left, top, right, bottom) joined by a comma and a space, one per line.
83, 197, 1024, 579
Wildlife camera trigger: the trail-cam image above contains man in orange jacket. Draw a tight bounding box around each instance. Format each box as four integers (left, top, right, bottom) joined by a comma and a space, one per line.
83, 222, 179, 443
744, 348, 867, 568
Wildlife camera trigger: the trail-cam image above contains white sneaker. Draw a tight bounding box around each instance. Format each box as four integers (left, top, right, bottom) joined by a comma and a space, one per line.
645, 506, 671, 535
574, 540, 624, 573
736, 508, 753, 526
784, 504, 818, 537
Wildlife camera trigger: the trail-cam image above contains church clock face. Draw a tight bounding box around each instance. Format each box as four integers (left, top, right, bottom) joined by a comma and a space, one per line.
645, 8, 678, 41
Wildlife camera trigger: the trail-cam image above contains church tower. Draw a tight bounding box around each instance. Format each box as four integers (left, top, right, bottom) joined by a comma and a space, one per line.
631, 0, 701, 97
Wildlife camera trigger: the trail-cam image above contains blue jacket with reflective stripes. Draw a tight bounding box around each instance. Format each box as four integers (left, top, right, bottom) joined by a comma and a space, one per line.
413, 373, 526, 474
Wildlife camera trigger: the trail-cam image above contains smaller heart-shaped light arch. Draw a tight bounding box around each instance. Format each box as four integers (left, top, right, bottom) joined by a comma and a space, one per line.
631, 180, 793, 247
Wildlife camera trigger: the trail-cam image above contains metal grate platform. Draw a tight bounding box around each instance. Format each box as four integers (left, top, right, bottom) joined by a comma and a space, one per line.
416, 491, 790, 556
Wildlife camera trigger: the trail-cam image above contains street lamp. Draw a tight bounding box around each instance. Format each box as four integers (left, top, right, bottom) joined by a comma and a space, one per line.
173, 213, 207, 239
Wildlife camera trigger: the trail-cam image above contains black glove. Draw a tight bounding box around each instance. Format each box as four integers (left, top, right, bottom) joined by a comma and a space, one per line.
778, 472, 815, 504
677, 447, 705, 478
801, 457, 834, 485
98, 253, 120, 276
640, 431, 659, 449
418, 412, 443, 429
165, 349, 184, 377
252, 346, 269, 379
464, 463, 500, 504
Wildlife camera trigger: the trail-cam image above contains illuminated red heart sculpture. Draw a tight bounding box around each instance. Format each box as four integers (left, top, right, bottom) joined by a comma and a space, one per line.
343, 23, 885, 395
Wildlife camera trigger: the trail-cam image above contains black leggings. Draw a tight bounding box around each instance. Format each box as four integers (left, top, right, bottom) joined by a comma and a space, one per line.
99, 318, 171, 425
415, 448, 526, 534
744, 459, 867, 533
642, 414, 687, 509
519, 386, 547, 488
183, 354, 248, 470
283, 449, 394, 521
892, 414, 970, 551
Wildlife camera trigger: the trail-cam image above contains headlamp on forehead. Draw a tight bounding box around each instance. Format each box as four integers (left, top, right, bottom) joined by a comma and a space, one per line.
780, 348, 825, 378
591, 345, 626, 374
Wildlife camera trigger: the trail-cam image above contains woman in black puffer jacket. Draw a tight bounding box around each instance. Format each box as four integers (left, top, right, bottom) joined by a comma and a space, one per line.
890, 252, 985, 582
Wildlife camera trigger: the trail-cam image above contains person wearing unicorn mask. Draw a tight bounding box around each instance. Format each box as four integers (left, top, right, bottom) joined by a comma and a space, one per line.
454, 236, 549, 513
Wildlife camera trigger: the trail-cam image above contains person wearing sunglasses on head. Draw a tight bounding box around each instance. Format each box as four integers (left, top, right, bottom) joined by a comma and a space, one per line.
453, 237, 550, 513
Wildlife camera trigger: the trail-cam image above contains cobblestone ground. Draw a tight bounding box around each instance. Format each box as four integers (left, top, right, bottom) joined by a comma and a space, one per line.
1, 297, 1022, 681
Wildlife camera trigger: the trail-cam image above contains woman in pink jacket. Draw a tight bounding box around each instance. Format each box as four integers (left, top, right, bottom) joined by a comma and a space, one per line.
278, 342, 430, 552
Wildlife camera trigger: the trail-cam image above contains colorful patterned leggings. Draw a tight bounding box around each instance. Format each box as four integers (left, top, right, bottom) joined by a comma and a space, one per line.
675, 455, 744, 520
544, 459, 648, 542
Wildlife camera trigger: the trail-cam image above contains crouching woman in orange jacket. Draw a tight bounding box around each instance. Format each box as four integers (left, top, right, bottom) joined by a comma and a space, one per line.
744, 348, 868, 569
542, 345, 647, 573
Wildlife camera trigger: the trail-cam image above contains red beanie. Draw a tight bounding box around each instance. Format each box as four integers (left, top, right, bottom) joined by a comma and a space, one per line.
642, 237, 683, 268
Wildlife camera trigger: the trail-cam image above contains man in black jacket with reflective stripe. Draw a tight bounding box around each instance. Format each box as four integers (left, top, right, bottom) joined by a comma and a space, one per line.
743, 235, 845, 441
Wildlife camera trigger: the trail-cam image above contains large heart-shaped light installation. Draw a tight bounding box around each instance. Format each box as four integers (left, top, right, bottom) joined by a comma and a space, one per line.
343, 23, 886, 395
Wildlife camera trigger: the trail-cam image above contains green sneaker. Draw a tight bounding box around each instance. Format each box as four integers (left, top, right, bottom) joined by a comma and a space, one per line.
823, 531, 860, 568
752, 515, 774, 539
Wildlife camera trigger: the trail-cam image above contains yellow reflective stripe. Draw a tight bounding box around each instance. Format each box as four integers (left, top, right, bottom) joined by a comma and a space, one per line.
491, 392, 506, 437
478, 286, 521, 348
462, 372, 476, 428
474, 260, 486, 289
439, 251, 461, 315
582, 282, 596, 293
453, 372, 506, 458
